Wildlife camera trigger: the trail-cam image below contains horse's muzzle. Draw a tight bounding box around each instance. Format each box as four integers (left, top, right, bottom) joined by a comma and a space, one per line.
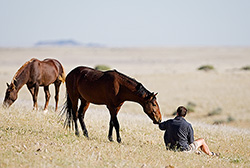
2, 103, 8, 108
153, 119, 161, 124
2, 101, 10, 108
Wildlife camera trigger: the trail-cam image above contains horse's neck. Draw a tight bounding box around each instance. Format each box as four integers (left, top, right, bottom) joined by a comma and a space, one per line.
116, 72, 148, 106
120, 83, 146, 106
14, 68, 29, 91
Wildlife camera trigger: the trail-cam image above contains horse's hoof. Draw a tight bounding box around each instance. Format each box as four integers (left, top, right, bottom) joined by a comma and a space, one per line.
83, 132, 89, 138
43, 109, 48, 114
117, 137, 121, 143
75, 132, 80, 137
108, 136, 114, 142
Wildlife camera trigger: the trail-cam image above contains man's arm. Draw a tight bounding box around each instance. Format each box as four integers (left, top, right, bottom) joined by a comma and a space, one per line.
188, 124, 194, 144
159, 121, 168, 130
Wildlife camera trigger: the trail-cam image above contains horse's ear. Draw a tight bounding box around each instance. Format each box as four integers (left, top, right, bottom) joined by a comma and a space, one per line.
150, 92, 158, 100
6, 83, 9, 88
9, 81, 16, 90
146, 92, 155, 100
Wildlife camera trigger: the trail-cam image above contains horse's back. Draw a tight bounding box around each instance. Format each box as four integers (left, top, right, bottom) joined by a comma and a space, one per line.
28, 58, 63, 86
66, 66, 119, 104
66, 66, 106, 90
66, 66, 105, 81
42, 58, 65, 81
43, 58, 63, 70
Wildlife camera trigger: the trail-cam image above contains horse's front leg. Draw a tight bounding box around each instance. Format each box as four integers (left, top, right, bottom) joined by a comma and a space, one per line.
108, 116, 121, 143
33, 84, 39, 110
107, 105, 122, 143
113, 116, 121, 143
27, 84, 39, 110
43, 86, 50, 112
108, 119, 114, 142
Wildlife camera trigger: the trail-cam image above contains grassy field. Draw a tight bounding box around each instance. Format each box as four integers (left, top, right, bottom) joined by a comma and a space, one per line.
0, 47, 250, 167
0, 106, 249, 167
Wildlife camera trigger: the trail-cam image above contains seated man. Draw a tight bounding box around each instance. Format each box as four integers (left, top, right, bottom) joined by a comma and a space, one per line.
159, 106, 218, 156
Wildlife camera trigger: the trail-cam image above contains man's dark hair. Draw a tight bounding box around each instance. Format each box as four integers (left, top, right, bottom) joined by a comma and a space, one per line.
177, 106, 188, 117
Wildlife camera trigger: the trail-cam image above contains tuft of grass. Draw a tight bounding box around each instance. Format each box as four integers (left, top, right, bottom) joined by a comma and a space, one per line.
172, 102, 196, 115
227, 116, 235, 122
213, 120, 225, 125
213, 115, 235, 125
241, 65, 250, 71
208, 107, 222, 116
229, 156, 243, 163
197, 65, 215, 71
94, 65, 111, 71
186, 101, 196, 113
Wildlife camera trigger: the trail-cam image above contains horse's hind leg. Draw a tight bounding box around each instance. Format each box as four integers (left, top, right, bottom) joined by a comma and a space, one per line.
70, 97, 80, 136
54, 81, 61, 111
43, 86, 50, 111
78, 99, 90, 138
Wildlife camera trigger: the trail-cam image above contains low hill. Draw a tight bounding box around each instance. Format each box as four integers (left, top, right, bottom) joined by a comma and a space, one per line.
35, 39, 81, 46
34, 40, 105, 47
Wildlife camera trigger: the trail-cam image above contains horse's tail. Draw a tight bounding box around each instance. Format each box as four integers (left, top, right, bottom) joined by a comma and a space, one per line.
58, 65, 66, 83
60, 93, 73, 130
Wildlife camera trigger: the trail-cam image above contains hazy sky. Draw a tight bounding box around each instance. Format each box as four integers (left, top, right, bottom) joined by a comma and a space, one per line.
1, 0, 250, 47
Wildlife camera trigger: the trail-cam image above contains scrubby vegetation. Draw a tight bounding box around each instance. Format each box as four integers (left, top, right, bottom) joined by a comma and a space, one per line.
241, 65, 250, 71
208, 107, 222, 116
94, 65, 111, 71
186, 101, 196, 113
172, 101, 196, 115
213, 115, 236, 125
198, 65, 215, 71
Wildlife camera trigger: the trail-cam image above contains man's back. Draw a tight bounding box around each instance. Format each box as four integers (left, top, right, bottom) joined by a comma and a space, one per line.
159, 106, 218, 156
159, 116, 194, 151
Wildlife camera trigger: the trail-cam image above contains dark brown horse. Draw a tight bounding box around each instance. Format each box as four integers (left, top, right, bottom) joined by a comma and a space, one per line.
61, 66, 162, 143
3, 58, 65, 111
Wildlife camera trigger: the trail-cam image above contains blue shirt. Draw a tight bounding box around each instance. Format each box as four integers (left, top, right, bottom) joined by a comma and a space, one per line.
159, 116, 194, 151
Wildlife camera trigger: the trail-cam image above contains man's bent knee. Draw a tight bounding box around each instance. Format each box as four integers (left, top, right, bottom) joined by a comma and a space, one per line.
194, 138, 205, 148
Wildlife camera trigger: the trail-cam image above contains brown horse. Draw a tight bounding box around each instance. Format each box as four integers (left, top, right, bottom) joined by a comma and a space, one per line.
3, 58, 65, 111
61, 66, 162, 143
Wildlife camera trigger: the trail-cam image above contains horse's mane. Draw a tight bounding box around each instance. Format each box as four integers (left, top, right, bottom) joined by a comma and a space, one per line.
12, 58, 36, 83
113, 70, 138, 85
113, 70, 151, 97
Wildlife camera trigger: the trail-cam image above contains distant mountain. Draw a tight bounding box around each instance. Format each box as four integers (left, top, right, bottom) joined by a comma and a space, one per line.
84, 42, 105, 48
34, 39, 105, 47
35, 39, 82, 46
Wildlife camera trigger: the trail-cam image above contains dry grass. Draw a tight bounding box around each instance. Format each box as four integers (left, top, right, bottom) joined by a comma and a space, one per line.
0, 106, 250, 168
1, 47, 250, 167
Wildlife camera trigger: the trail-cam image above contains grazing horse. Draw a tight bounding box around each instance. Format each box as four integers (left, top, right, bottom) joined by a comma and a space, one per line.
61, 66, 162, 143
3, 58, 65, 111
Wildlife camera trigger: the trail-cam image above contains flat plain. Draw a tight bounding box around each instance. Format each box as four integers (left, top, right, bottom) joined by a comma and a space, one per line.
0, 47, 250, 167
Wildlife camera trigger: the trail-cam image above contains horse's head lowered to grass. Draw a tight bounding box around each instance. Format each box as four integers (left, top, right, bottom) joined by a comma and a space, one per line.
3, 81, 18, 108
